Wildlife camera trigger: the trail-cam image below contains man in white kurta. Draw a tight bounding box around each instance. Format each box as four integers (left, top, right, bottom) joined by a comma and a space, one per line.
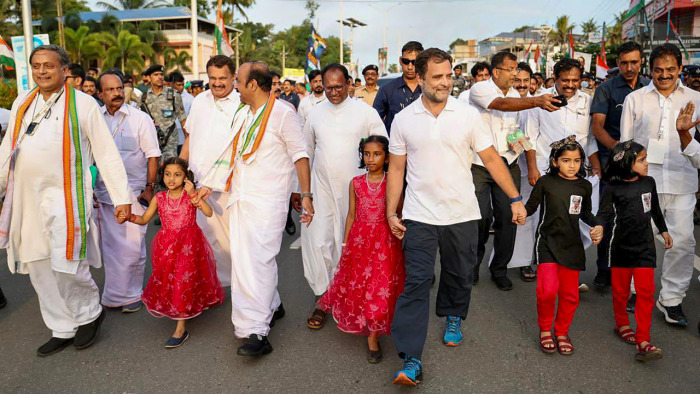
181, 56, 240, 287
297, 70, 326, 125
0, 46, 131, 356
620, 44, 700, 326
96, 72, 161, 311
301, 66, 387, 313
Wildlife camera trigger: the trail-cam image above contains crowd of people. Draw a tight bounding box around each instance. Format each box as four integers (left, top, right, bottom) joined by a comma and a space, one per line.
1, 37, 700, 387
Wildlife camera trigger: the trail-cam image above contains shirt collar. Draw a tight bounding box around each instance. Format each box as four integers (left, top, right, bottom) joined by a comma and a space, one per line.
613, 73, 645, 89
101, 103, 129, 117
412, 95, 456, 115
208, 88, 238, 102
487, 78, 519, 98
644, 79, 684, 96
548, 86, 584, 104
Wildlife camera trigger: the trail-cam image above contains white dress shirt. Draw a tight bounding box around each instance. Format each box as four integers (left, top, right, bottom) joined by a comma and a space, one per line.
390, 96, 493, 225
620, 80, 700, 195
469, 78, 523, 165
176, 89, 196, 145
95, 104, 161, 204
458, 89, 470, 104
298, 92, 326, 125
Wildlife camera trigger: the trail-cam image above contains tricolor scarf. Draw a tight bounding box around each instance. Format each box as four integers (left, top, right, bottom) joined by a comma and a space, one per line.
0, 83, 88, 260
224, 94, 276, 192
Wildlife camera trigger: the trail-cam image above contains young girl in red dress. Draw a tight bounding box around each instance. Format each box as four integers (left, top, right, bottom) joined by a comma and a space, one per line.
126, 157, 224, 348
319, 135, 405, 364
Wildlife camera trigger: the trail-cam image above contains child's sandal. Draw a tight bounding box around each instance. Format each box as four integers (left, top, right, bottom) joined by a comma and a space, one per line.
556, 336, 574, 356
635, 343, 663, 362
614, 326, 636, 345
539, 334, 556, 354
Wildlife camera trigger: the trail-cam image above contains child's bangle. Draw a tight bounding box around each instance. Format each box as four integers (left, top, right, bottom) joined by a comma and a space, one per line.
129, 214, 136, 223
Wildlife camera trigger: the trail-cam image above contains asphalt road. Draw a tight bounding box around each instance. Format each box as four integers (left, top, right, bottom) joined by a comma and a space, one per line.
1, 217, 699, 393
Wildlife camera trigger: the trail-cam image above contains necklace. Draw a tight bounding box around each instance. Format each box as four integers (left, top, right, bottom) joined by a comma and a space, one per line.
162, 190, 184, 212
365, 171, 385, 192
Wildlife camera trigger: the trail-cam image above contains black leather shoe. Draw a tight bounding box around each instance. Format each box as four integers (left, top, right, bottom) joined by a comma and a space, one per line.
74, 309, 106, 350
0, 286, 6, 309
593, 271, 611, 289
37, 337, 74, 357
368, 346, 382, 364
237, 334, 273, 357
270, 303, 286, 328
492, 275, 513, 291
285, 215, 296, 235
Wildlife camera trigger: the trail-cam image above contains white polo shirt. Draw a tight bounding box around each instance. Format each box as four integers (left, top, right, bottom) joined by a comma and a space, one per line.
389, 96, 493, 225
469, 78, 522, 165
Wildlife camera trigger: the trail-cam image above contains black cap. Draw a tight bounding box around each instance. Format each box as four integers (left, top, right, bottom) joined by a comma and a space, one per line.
191, 80, 204, 88
453, 64, 463, 70
143, 64, 164, 76
362, 64, 379, 75
582, 72, 594, 79
688, 66, 700, 78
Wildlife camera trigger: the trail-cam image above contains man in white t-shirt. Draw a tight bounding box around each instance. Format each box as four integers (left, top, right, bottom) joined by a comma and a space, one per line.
387, 48, 526, 387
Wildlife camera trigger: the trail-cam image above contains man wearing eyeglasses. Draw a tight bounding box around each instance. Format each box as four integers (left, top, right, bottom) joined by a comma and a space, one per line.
301, 63, 386, 330
95, 71, 161, 314
66, 63, 85, 90
469, 51, 562, 291
373, 41, 424, 133
356, 64, 380, 106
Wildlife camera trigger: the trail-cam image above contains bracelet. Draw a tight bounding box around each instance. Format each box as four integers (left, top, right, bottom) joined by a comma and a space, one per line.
146, 183, 156, 188
387, 213, 398, 220
129, 214, 136, 223
509, 195, 523, 203
301, 192, 313, 199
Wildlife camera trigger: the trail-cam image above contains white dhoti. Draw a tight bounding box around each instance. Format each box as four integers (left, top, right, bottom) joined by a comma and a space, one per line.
657, 193, 696, 307
27, 259, 102, 338
197, 191, 232, 287
97, 202, 147, 307
229, 200, 284, 338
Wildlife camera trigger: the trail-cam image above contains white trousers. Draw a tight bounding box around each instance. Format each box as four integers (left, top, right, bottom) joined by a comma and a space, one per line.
198, 191, 232, 287
27, 259, 102, 338
229, 200, 284, 338
658, 193, 696, 307
98, 203, 146, 307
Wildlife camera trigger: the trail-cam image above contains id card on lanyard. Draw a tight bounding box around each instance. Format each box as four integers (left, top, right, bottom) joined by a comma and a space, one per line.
647, 100, 675, 165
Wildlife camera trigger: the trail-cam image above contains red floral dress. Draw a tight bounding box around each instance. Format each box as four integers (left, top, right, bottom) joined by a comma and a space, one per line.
142, 191, 224, 320
319, 175, 405, 336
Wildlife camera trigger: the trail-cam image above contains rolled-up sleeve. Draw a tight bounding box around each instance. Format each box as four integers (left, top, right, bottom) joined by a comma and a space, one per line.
281, 110, 308, 163
138, 113, 162, 158
468, 82, 498, 111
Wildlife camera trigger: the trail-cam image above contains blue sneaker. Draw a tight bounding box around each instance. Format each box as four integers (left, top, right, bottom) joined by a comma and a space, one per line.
443, 315, 463, 346
393, 356, 423, 386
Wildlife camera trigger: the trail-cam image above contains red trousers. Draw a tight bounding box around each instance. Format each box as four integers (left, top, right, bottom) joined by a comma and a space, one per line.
536, 263, 580, 336
611, 267, 655, 344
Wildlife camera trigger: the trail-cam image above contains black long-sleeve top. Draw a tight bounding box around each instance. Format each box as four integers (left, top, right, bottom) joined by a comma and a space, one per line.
596, 176, 668, 268
525, 173, 600, 270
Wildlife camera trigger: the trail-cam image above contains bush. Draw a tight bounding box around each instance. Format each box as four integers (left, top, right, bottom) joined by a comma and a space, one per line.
0, 79, 18, 110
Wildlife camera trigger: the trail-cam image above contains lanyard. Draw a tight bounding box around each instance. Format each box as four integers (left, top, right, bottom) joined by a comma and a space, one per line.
20, 88, 64, 142
111, 113, 127, 137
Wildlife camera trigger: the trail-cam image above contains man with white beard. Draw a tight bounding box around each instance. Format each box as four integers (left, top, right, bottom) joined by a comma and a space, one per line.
301, 63, 387, 330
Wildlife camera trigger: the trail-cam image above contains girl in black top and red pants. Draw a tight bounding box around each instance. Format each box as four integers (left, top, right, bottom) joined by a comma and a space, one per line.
524, 136, 603, 356
598, 141, 672, 362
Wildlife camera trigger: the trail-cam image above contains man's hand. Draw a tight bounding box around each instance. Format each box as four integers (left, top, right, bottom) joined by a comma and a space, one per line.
511, 201, 527, 225
138, 187, 154, 205
184, 179, 196, 197
388, 216, 407, 240
590, 166, 602, 178
662, 231, 673, 249
676, 101, 700, 132
115, 204, 132, 224
528, 167, 541, 187
590, 225, 604, 245
535, 94, 562, 112
191, 186, 212, 205
290, 193, 302, 212
300, 196, 314, 226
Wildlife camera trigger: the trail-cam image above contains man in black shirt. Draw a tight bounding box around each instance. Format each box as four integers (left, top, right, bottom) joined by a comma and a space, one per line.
590, 41, 649, 289
280, 79, 300, 110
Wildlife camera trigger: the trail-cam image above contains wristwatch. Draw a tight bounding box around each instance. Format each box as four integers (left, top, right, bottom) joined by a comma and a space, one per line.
146, 183, 156, 188
301, 192, 313, 199
509, 195, 523, 203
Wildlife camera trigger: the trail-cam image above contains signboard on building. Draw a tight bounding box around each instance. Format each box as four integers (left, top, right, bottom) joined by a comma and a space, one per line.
11, 34, 50, 93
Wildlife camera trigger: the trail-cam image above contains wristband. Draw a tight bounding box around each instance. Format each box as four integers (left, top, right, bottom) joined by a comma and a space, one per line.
509, 195, 523, 204
146, 183, 156, 188
387, 213, 398, 220
129, 214, 136, 223
301, 192, 313, 199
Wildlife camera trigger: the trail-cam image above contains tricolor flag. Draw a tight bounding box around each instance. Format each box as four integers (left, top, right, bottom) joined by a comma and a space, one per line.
215, 3, 234, 57
0, 35, 14, 70
306, 24, 327, 74
669, 19, 690, 60
596, 56, 610, 79
524, 42, 533, 62
534, 45, 541, 67
566, 32, 575, 59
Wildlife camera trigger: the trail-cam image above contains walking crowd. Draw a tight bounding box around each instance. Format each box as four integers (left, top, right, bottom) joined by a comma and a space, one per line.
1, 37, 700, 387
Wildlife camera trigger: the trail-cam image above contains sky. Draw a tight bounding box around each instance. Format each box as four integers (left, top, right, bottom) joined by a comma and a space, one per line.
86, 0, 630, 69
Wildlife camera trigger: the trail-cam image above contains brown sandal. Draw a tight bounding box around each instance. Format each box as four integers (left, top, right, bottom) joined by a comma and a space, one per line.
635, 343, 662, 362
556, 336, 574, 356
614, 326, 636, 345
307, 308, 327, 330
539, 334, 556, 354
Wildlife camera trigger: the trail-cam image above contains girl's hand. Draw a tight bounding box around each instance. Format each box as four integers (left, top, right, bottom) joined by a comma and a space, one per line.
184, 179, 196, 197
388, 216, 406, 240
662, 232, 673, 249
300, 196, 315, 227
590, 225, 604, 245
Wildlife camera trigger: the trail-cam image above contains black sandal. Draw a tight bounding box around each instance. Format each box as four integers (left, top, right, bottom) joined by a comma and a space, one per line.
307, 308, 327, 330
520, 266, 537, 282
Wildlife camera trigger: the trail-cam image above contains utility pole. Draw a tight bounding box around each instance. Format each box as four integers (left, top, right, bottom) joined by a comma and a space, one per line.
282, 43, 286, 73
339, 0, 344, 64
56, 0, 65, 48
191, 0, 199, 78
21, 0, 34, 89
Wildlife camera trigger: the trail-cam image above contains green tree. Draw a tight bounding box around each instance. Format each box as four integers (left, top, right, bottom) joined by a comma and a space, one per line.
606, 12, 625, 46
64, 25, 104, 66
173, 0, 211, 16
123, 20, 167, 63
223, 0, 256, 25
96, 0, 169, 11
513, 25, 533, 33
163, 47, 192, 73
554, 15, 575, 47
305, 0, 319, 20
449, 38, 468, 50
102, 30, 154, 74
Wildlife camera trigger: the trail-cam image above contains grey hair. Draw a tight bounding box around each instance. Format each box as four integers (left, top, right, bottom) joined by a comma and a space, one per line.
29, 45, 70, 67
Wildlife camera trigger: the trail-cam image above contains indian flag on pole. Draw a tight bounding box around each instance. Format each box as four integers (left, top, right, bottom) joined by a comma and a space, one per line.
524, 42, 533, 62
0, 35, 15, 70
215, 6, 234, 57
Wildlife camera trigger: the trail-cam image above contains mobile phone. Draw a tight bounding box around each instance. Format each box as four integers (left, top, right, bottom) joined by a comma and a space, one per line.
552, 94, 568, 107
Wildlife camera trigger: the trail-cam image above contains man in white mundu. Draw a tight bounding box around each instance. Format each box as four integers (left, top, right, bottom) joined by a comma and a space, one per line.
195, 61, 313, 357
0, 45, 131, 356
180, 55, 240, 287
95, 71, 160, 313
301, 63, 387, 329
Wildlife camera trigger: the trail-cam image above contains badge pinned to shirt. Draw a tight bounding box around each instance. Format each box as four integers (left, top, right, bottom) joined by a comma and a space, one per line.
569, 195, 582, 215
162, 109, 173, 118
641, 192, 652, 213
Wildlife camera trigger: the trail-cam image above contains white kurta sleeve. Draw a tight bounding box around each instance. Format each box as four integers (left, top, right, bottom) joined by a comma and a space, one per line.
681, 139, 700, 169
281, 110, 309, 163
366, 105, 389, 138
0, 99, 21, 197
85, 102, 131, 205
137, 112, 162, 158
620, 95, 635, 142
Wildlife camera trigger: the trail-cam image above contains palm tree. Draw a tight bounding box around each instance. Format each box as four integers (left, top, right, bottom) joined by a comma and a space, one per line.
606, 12, 625, 46
122, 20, 167, 63
97, 0, 169, 11
580, 18, 599, 42
101, 30, 154, 74
64, 26, 104, 66
163, 47, 192, 73
222, 0, 256, 25
553, 15, 575, 47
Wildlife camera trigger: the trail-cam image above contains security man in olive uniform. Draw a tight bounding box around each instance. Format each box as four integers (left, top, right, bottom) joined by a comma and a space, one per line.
451, 64, 467, 97
141, 64, 187, 160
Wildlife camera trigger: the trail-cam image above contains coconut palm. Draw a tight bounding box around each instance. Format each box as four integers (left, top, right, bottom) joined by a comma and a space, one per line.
97, 0, 169, 11
122, 20, 167, 63
553, 15, 575, 47
606, 12, 625, 46
102, 30, 154, 74
580, 18, 599, 42
222, 0, 256, 24
163, 47, 192, 73
64, 26, 105, 66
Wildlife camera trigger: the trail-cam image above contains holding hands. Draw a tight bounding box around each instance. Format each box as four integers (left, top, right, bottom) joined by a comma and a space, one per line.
661, 231, 673, 250
300, 196, 315, 227
388, 215, 407, 240
511, 201, 527, 225
590, 225, 604, 245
